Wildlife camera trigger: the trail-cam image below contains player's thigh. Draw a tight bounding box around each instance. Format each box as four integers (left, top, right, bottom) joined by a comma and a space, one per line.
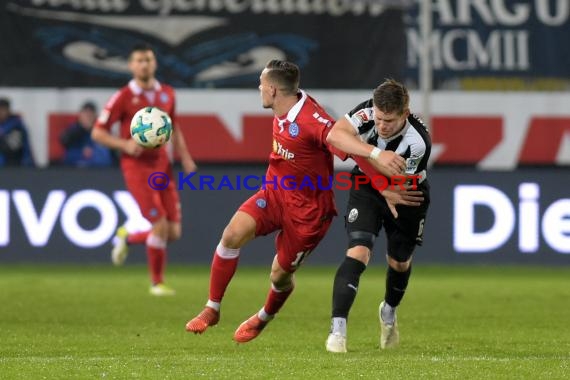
221, 211, 257, 248
345, 184, 384, 247
384, 206, 428, 262
124, 171, 166, 224
160, 176, 181, 223
237, 189, 281, 237
276, 216, 333, 273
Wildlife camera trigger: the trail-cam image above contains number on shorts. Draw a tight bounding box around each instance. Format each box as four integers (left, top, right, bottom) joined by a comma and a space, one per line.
291, 250, 311, 268
417, 218, 425, 239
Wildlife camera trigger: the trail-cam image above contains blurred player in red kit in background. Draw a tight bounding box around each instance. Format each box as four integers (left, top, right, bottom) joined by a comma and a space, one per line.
92, 43, 197, 296
185, 60, 339, 343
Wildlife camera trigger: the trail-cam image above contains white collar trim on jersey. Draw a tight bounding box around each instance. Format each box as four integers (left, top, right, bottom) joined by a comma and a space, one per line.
128, 79, 162, 95
279, 89, 307, 124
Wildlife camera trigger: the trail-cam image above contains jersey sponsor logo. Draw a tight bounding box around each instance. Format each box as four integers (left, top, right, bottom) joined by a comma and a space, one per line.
288, 122, 299, 137
273, 140, 295, 160
348, 208, 359, 223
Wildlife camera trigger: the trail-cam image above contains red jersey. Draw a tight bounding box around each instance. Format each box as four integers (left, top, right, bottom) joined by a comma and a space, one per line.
94, 79, 176, 169
266, 90, 336, 216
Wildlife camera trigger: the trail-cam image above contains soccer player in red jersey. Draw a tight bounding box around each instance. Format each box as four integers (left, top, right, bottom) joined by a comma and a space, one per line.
92, 44, 197, 296
185, 60, 336, 342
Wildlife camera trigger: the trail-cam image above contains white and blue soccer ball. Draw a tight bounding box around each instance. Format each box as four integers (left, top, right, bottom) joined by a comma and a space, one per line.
130, 106, 173, 148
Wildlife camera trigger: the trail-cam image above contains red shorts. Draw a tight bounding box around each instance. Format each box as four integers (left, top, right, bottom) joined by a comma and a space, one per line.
121, 160, 181, 224
239, 188, 334, 273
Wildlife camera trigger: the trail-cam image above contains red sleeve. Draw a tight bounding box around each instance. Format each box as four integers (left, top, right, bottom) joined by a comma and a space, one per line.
328, 144, 349, 161
94, 89, 124, 131
352, 155, 387, 192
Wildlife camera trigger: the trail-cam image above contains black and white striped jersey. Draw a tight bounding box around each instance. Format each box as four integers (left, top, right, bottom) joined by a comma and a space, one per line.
345, 99, 431, 176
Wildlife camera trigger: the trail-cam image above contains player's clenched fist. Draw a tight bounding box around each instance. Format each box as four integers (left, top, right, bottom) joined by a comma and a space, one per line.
369, 150, 405, 177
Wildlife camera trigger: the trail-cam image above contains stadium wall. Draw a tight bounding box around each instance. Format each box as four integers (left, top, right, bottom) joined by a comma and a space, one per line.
1, 166, 569, 266
1, 89, 570, 169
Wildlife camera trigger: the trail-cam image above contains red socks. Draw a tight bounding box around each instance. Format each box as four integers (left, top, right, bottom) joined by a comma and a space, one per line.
209, 243, 240, 302
263, 285, 294, 315
146, 234, 167, 285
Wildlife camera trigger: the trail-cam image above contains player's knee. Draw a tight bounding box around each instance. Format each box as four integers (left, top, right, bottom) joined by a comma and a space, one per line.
348, 231, 376, 250
347, 246, 371, 264
221, 224, 243, 248
168, 227, 181, 242
152, 218, 169, 240
387, 235, 415, 269
270, 270, 294, 291
388, 257, 411, 272
168, 223, 182, 241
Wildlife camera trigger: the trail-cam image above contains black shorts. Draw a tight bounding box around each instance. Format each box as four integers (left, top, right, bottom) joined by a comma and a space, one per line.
345, 173, 430, 261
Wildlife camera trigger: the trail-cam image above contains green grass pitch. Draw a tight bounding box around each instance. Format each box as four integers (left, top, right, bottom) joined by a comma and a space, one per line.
0, 264, 569, 379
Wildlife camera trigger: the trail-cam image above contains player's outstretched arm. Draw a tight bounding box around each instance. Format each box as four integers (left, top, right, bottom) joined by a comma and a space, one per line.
326, 118, 404, 177
326, 117, 374, 158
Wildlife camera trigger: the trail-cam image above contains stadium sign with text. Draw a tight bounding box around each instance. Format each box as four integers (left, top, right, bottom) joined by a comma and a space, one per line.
405, 1, 570, 90
454, 183, 570, 254
1, 168, 569, 265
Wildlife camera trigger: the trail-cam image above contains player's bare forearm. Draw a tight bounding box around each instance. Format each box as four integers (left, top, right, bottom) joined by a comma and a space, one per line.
326, 117, 377, 158
92, 127, 142, 156
91, 127, 127, 151
172, 125, 197, 173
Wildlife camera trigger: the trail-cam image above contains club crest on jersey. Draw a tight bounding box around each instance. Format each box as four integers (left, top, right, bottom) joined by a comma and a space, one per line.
348, 208, 359, 223
160, 93, 169, 103
256, 198, 267, 208
288, 122, 299, 137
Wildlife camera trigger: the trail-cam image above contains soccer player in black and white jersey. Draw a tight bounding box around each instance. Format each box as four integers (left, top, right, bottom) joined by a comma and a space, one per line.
324, 79, 430, 353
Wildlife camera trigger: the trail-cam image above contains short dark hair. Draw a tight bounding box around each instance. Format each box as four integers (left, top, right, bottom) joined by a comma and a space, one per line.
264, 60, 300, 96
373, 79, 409, 115
128, 43, 155, 60
81, 101, 97, 113
0, 97, 10, 109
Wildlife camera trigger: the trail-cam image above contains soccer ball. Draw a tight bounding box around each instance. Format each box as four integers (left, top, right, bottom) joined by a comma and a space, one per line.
130, 106, 173, 148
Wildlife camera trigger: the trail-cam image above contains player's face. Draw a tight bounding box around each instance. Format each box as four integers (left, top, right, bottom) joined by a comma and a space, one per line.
258, 69, 276, 109
128, 50, 157, 82
373, 106, 409, 139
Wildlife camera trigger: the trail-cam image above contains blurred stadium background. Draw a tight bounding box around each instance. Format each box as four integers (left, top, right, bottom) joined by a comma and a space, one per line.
1, 1, 569, 378
1, 0, 568, 265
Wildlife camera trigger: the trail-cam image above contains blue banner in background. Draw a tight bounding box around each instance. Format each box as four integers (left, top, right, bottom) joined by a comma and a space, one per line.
404, 0, 570, 90
0, 1, 407, 89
